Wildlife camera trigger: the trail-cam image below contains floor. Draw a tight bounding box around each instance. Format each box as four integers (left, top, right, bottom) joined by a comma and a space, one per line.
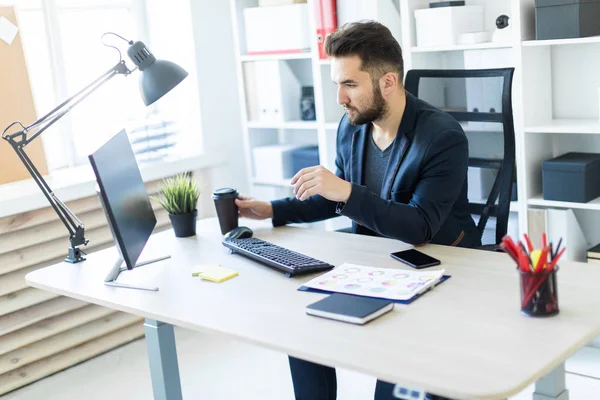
3, 327, 600, 400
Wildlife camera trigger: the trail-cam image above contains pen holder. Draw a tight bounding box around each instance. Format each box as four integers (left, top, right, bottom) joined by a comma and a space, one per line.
519, 267, 559, 317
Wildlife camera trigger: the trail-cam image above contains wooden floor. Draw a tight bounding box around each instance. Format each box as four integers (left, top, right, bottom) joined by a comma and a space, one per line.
3, 326, 600, 400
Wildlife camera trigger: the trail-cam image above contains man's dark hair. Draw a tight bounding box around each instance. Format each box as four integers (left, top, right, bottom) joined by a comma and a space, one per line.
324, 20, 404, 84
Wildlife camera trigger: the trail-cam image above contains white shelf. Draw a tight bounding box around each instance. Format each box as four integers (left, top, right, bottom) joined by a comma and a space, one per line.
522, 36, 600, 47
252, 178, 292, 188
528, 195, 600, 211
411, 42, 512, 53
246, 120, 318, 130
325, 122, 339, 130
525, 119, 600, 134
239, 52, 312, 62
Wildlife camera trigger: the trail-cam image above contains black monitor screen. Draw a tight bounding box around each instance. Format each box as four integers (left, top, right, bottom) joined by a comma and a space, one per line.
88, 130, 157, 270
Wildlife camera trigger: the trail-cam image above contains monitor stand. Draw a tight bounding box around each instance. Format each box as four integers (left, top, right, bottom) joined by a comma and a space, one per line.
104, 255, 171, 291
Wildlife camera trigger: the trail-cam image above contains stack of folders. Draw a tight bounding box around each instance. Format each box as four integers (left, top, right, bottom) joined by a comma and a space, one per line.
306, 293, 394, 325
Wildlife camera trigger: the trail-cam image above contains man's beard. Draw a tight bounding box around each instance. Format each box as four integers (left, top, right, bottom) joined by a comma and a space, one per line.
345, 85, 388, 126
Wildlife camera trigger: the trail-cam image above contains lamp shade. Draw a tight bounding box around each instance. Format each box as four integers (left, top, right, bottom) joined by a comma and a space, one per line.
126, 41, 188, 106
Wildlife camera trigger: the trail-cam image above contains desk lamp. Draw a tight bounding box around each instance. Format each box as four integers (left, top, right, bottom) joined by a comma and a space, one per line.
1, 32, 188, 263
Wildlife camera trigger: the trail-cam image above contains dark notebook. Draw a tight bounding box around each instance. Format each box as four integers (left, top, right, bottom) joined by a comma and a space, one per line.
306, 293, 394, 325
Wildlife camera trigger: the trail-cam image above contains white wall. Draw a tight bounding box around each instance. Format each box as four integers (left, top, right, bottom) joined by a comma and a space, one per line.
189, 0, 248, 195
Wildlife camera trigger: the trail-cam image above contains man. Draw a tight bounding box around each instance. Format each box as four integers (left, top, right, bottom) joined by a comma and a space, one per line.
236, 21, 479, 400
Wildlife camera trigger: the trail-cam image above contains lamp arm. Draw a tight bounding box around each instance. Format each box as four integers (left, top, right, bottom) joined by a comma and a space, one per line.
1, 60, 132, 263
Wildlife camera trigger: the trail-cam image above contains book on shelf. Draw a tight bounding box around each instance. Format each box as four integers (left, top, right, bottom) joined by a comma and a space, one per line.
587, 243, 600, 264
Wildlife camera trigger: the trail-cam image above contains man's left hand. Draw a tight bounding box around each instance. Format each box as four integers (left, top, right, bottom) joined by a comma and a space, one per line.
291, 165, 352, 202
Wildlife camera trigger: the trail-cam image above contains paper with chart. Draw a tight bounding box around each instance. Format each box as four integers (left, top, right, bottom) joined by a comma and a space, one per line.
303, 263, 445, 301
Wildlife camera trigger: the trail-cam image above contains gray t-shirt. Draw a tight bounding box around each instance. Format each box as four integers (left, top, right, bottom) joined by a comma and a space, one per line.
363, 133, 392, 196
361, 133, 392, 236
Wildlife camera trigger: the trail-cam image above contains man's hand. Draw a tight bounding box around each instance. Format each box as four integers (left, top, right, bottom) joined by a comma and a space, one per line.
291, 165, 352, 202
235, 195, 273, 220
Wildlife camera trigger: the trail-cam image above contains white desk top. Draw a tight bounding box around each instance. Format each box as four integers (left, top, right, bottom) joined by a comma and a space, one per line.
26, 218, 600, 399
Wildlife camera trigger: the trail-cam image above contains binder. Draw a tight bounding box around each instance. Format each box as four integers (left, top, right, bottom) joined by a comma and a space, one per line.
315, 0, 337, 60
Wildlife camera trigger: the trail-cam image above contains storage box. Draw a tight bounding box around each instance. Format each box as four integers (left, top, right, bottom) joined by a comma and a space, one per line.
542, 152, 600, 203
414, 5, 483, 47
243, 4, 310, 54
535, 0, 600, 40
290, 146, 320, 173
253, 144, 304, 182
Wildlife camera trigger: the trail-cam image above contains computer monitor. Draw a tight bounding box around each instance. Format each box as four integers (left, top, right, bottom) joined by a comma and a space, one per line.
89, 129, 169, 291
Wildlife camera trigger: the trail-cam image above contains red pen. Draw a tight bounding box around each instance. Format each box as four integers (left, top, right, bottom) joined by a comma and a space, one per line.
504, 235, 518, 249
502, 236, 519, 259
542, 233, 547, 249
501, 243, 518, 264
519, 248, 530, 272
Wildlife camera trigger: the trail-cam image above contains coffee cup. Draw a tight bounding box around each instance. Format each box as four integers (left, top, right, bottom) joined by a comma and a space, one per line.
212, 188, 239, 234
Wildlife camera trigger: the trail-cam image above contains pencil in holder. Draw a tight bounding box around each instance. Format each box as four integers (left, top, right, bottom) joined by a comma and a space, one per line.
519, 267, 559, 317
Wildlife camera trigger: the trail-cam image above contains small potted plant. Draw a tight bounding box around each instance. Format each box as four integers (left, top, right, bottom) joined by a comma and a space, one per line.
151, 173, 200, 237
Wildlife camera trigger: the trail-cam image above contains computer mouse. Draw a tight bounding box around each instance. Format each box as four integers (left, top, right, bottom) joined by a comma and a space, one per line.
225, 226, 253, 240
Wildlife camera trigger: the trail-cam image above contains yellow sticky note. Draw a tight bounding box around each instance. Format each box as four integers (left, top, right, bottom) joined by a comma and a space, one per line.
198, 265, 238, 283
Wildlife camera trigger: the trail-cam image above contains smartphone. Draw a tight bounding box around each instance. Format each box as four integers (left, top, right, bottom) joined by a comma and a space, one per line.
390, 249, 440, 269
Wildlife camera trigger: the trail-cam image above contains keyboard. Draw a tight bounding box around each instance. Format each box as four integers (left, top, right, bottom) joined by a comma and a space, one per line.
222, 237, 334, 277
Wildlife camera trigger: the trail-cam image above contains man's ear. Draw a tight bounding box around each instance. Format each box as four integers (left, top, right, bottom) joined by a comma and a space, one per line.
381, 72, 399, 96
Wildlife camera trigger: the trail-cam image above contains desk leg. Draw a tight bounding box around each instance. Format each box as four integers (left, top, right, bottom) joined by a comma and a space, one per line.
533, 363, 569, 400
144, 319, 183, 400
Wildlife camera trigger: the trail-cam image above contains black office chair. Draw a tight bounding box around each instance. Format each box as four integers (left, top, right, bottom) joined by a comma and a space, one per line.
405, 68, 516, 248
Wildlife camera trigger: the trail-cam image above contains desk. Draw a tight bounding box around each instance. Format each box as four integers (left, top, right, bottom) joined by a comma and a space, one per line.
25, 218, 600, 399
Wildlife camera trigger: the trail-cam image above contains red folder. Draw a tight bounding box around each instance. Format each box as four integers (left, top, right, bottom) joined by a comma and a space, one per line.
315, 0, 337, 60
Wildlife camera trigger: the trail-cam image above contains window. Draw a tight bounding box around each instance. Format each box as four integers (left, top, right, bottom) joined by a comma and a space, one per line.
15, 0, 201, 171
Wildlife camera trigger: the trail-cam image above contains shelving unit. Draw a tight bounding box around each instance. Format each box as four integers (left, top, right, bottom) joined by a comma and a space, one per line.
515, 0, 600, 264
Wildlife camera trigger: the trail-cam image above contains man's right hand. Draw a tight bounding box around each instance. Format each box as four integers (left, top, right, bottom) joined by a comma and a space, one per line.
235, 195, 273, 220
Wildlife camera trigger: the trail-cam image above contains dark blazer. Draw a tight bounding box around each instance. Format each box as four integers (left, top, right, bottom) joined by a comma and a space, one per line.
271, 91, 481, 248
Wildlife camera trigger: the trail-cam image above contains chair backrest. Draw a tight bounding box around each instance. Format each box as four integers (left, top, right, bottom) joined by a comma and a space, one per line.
405, 68, 515, 246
